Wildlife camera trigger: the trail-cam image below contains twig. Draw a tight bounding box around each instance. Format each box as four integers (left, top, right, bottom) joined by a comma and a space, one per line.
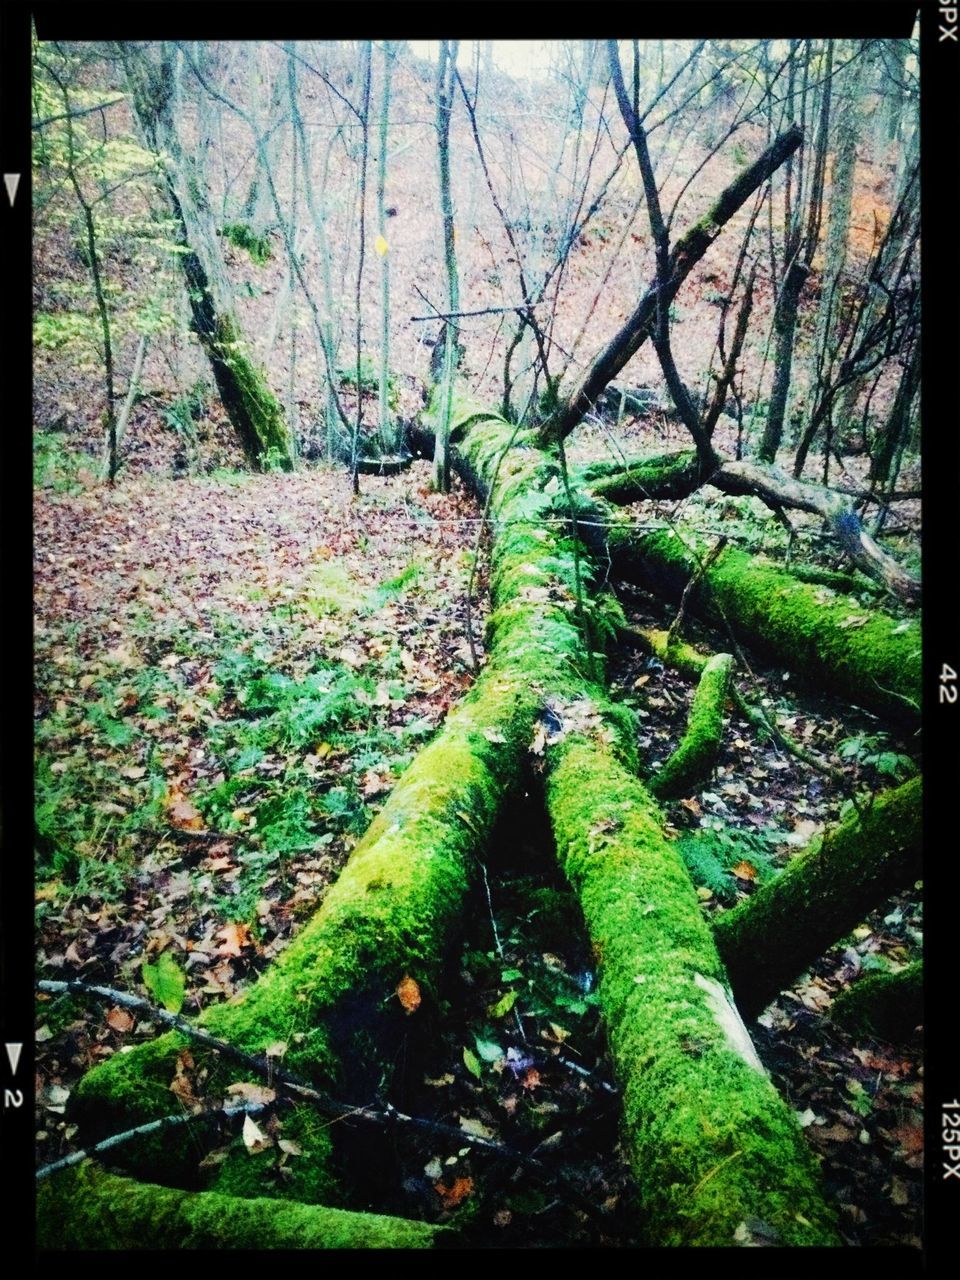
666, 536, 727, 651
36, 1099, 268, 1182
37, 977, 606, 1224
411, 303, 545, 323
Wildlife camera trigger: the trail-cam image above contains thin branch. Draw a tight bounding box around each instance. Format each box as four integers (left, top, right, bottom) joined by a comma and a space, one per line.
33, 96, 126, 129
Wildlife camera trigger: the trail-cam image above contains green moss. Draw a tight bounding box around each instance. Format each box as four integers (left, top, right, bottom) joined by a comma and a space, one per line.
72, 666, 536, 1198
578, 450, 700, 503
209, 314, 293, 472
544, 736, 840, 1246
651, 653, 733, 800
220, 222, 272, 265
38, 1163, 444, 1250
829, 961, 922, 1043
715, 777, 922, 1019
68, 411, 616, 1208
613, 530, 920, 726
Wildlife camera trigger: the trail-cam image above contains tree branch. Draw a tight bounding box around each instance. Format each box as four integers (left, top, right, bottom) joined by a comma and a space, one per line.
540, 124, 803, 445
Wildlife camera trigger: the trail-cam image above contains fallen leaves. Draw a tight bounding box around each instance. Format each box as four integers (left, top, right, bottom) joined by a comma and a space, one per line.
105, 1006, 135, 1032
226, 1081, 277, 1108
241, 1113, 272, 1154
434, 1175, 473, 1207
166, 789, 205, 830
216, 922, 253, 957
396, 974, 422, 1015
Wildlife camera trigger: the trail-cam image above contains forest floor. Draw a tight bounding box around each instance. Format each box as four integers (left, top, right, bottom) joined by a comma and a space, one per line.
34, 455, 922, 1248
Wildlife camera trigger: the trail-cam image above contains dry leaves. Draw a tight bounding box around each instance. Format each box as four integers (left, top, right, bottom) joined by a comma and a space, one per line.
105, 1006, 135, 1032
396, 973, 422, 1015
216, 922, 252, 957
434, 1176, 473, 1207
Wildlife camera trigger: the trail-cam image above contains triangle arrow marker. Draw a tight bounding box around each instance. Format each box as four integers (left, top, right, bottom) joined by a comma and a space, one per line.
5, 1042, 23, 1074
4, 174, 21, 207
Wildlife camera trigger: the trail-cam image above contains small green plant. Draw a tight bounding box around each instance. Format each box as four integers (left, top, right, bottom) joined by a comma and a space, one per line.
162, 382, 207, 437
34, 430, 84, 493
675, 822, 783, 905
260, 444, 293, 473
220, 222, 272, 265
837, 733, 917, 782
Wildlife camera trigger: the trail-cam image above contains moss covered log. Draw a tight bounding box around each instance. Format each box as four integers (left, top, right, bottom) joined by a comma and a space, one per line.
829, 961, 923, 1044
58, 408, 849, 1245
650, 652, 733, 800
544, 724, 840, 1246
714, 777, 922, 1021
609, 528, 920, 727
71, 666, 535, 1202
573, 449, 701, 503
38, 1163, 446, 1250
63, 412, 608, 1216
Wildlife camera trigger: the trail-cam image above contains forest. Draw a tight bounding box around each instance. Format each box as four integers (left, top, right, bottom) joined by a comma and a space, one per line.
28, 26, 929, 1252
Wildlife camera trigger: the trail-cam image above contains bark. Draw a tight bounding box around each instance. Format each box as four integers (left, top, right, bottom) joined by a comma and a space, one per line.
544, 728, 839, 1245
868, 340, 920, 491
607, 526, 920, 727
828, 960, 922, 1044
757, 255, 808, 463
39, 1163, 445, 1250
433, 39, 461, 492
120, 45, 294, 473
62, 410, 840, 1247
649, 653, 734, 800
539, 125, 804, 446
710, 459, 921, 605
713, 777, 921, 1021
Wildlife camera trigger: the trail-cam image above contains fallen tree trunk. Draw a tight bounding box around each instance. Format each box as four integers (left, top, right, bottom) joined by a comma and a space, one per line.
68, 414, 597, 1208
581, 451, 920, 606
38, 1163, 446, 1250
607, 527, 920, 728
710, 460, 921, 606
828, 960, 922, 1044
544, 720, 840, 1246
59, 410, 841, 1247
713, 777, 922, 1021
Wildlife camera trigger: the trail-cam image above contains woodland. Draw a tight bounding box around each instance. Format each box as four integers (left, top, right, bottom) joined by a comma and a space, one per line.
31, 33, 924, 1251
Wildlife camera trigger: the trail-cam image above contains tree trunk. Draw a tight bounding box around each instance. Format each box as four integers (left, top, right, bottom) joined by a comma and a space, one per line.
61, 411, 840, 1248
713, 777, 921, 1021
433, 40, 461, 492
119, 45, 294, 473
539, 126, 804, 446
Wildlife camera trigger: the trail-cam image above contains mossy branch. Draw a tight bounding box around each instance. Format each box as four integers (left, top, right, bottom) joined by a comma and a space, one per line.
38, 1163, 446, 1250
714, 777, 922, 1020
829, 960, 922, 1043
649, 652, 733, 800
